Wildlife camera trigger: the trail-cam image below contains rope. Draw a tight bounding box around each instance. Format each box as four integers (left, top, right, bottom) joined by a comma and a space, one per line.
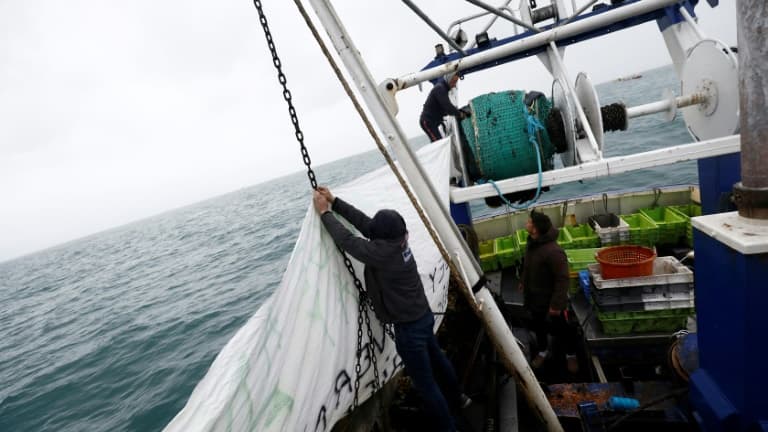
290, 0, 479, 309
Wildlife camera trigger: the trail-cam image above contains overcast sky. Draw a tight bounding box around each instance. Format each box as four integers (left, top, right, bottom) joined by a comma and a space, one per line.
0, 1, 736, 261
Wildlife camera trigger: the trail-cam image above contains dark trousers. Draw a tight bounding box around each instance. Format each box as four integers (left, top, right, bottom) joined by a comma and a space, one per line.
395, 310, 460, 432
530, 309, 577, 356
420, 117, 443, 142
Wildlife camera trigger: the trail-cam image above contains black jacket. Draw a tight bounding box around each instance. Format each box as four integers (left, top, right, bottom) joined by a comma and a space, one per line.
420, 80, 461, 124
521, 226, 569, 313
320, 198, 430, 324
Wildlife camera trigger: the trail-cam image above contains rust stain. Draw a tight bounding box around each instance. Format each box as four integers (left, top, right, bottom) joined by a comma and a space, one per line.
547, 384, 613, 417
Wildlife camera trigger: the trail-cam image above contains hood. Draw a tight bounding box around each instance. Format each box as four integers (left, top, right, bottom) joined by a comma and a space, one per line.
529, 226, 559, 247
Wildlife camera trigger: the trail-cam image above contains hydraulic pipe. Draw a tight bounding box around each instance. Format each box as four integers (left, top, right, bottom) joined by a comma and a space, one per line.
733, 0, 768, 219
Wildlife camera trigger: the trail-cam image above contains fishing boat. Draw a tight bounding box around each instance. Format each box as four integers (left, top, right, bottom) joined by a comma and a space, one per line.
166, 1, 767, 431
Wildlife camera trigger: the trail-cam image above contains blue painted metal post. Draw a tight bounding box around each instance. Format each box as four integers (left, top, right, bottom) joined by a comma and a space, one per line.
449, 201, 473, 226
689, 231, 768, 431
690, 1, 768, 430
697, 154, 740, 215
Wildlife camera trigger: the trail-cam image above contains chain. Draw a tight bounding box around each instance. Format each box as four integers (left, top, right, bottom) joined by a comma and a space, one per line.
352, 297, 364, 408
253, 0, 317, 189
253, 0, 384, 411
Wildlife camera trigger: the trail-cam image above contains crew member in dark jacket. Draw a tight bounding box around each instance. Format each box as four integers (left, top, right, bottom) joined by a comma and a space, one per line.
313, 186, 461, 431
420, 73, 465, 142
520, 210, 578, 373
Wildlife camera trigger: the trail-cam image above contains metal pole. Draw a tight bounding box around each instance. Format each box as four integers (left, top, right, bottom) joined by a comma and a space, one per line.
466, 0, 514, 49
626, 93, 707, 119
464, 0, 541, 33
450, 135, 740, 202
677, 4, 705, 41
394, 0, 680, 90
308, 1, 563, 430
559, 0, 599, 27
401, 0, 467, 56
733, 0, 768, 219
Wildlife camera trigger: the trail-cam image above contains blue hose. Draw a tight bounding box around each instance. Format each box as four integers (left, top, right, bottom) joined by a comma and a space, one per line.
478, 105, 545, 210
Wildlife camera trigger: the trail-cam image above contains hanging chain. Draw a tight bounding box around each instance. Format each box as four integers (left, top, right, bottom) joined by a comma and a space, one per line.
253, 0, 384, 410
352, 298, 364, 408
253, 0, 317, 189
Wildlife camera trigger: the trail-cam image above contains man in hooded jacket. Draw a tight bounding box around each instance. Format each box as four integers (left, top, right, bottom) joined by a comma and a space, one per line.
419, 73, 466, 142
520, 210, 579, 373
313, 186, 462, 431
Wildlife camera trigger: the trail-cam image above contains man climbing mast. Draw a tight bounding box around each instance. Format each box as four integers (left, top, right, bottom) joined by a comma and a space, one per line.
419, 73, 466, 142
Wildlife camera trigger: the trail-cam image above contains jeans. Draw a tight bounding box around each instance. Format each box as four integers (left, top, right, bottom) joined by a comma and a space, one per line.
530, 309, 577, 355
394, 310, 460, 432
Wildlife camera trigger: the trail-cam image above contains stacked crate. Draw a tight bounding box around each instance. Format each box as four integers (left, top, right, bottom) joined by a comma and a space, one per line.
565, 224, 600, 248
639, 206, 687, 244
668, 203, 702, 247
619, 213, 659, 247
556, 228, 574, 250
590, 215, 630, 246
478, 239, 498, 272
494, 235, 520, 268
585, 257, 694, 335
515, 228, 529, 252
565, 248, 600, 294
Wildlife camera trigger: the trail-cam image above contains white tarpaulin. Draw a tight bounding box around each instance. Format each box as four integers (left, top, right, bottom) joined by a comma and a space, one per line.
165, 139, 452, 432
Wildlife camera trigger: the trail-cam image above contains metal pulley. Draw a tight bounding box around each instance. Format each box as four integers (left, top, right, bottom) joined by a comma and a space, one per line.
681, 39, 740, 141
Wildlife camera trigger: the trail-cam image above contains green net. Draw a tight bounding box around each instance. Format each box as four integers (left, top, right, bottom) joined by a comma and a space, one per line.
460, 91, 554, 180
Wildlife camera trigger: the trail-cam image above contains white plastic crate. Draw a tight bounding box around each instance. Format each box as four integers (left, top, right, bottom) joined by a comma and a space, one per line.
594, 217, 630, 245
588, 256, 693, 290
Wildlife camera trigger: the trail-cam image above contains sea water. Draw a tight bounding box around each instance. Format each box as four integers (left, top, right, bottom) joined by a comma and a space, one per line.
0, 65, 700, 431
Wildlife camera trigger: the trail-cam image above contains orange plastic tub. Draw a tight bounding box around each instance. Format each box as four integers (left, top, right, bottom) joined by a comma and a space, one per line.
595, 245, 656, 279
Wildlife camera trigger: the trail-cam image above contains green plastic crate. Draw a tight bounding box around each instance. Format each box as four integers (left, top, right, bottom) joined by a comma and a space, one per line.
565, 224, 600, 248
494, 235, 520, 268
565, 248, 600, 272
479, 240, 499, 272
639, 206, 687, 243
619, 213, 660, 246
568, 272, 580, 295
597, 307, 693, 335
556, 228, 574, 249
668, 204, 702, 218
669, 204, 702, 247
516, 229, 529, 251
